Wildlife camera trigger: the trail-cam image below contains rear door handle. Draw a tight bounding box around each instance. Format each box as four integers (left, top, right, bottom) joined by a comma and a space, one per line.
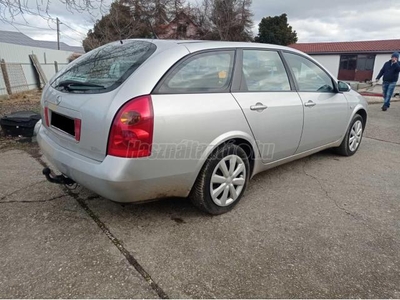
250, 103, 268, 112
304, 100, 316, 108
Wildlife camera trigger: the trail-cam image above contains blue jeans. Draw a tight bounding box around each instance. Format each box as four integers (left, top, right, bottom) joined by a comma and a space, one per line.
382, 81, 396, 108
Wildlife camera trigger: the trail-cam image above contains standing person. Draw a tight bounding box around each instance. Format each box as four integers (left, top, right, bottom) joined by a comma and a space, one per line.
375, 52, 400, 111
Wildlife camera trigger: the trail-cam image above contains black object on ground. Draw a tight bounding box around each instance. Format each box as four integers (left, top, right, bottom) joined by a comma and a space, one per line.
0, 111, 41, 137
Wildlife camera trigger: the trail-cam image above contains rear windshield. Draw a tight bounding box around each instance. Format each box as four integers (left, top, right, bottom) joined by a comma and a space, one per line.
51, 40, 156, 93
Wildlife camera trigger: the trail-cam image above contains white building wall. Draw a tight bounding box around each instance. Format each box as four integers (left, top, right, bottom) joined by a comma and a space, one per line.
309, 53, 399, 84
0, 42, 74, 91
310, 54, 341, 78
373, 54, 388, 80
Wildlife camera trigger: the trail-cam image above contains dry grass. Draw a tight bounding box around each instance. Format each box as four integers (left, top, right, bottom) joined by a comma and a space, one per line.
0, 89, 42, 116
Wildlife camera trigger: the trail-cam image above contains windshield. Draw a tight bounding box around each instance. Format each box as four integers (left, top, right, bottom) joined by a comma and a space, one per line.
51, 40, 156, 93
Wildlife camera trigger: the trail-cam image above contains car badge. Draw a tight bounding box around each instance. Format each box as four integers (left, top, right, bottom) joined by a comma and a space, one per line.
55, 95, 62, 105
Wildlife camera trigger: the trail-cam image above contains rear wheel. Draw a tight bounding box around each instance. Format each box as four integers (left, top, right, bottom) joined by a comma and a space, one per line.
336, 114, 364, 156
190, 143, 250, 215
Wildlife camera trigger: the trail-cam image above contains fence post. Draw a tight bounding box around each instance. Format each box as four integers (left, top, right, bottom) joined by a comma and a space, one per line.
54, 61, 59, 73
0, 59, 12, 95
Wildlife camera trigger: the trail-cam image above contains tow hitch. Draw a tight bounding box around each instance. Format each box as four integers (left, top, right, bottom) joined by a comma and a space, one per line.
42, 167, 75, 186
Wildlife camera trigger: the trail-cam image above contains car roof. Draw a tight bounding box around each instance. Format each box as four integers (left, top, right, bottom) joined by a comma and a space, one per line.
126, 38, 303, 54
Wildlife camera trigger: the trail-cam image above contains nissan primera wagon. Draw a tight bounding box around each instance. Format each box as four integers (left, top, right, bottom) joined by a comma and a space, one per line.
38, 39, 368, 214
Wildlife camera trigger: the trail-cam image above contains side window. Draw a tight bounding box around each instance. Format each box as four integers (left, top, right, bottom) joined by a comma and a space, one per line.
283, 52, 335, 93
242, 50, 291, 92
158, 51, 235, 93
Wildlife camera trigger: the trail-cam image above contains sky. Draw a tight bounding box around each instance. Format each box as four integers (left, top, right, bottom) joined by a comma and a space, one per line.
0, 0, 399, 47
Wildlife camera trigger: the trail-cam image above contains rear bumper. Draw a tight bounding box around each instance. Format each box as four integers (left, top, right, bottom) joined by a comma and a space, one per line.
37, 126, 194, 202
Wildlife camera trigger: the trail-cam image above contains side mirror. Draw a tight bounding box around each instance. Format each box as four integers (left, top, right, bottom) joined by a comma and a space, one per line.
338, 81, 351, 92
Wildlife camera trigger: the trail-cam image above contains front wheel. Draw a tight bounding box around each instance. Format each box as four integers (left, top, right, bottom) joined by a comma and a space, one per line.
336, 114, 364, 156
190, 143, 250, 215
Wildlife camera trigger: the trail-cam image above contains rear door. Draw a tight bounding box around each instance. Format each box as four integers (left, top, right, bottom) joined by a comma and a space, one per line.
150, 50, 255, 178
282, 52, 349, 153
232, 49, 304, 163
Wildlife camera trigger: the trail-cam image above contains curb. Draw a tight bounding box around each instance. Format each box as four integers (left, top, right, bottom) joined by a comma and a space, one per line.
363, 96, 400, 105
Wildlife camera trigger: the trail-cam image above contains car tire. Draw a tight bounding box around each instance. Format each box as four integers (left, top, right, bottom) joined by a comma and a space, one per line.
190, 143, 250, 215
336, 114, 364, 156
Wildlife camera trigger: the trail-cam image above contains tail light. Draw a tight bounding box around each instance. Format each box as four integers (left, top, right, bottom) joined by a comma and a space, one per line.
107, 95, 154, 158
74, 118, 81, 142
44, 107, 50, 127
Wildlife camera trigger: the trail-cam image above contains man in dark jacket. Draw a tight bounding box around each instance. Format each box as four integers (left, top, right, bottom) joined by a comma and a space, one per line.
376, 52, 400, 111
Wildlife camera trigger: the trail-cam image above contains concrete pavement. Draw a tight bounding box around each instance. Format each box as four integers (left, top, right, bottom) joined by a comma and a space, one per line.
1, 103, 400, 298
0, 152, 158, 298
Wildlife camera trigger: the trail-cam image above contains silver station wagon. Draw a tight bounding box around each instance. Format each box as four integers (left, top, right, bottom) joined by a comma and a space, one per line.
38, 39, 368, 214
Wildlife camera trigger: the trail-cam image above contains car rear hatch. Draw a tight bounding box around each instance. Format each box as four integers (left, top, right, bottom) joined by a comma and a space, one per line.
41, 40, 157, 162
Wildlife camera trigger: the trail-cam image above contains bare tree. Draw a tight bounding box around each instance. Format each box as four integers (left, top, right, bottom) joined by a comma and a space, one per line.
0, 0, 109, 23
192, 0, 253, 41
190, 0, 214, 39
1, 0, 254, 43
171, 0, 185, 16
211, 0, 253, 41
82, 0, 151, 52
152, 0, 170, 27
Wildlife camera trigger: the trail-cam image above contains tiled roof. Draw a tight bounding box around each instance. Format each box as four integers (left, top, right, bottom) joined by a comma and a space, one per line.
289, 39, 400, 54
0, 30, 84, 53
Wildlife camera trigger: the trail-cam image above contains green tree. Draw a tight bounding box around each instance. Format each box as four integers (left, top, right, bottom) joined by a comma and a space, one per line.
255, 13, 297, 45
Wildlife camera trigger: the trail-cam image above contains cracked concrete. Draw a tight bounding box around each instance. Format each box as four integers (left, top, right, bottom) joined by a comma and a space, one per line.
0, 194, 65, 204
301, 157, 359, 219
0, 150, 48, 199
364, 136, 400, 145
1, 180, 47, 200
0, 148, 160, 298
0, 102, 400, 298
84, 103, 400, 298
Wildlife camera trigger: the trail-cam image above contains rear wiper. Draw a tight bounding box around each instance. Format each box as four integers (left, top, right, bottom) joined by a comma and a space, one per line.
55, 80, 106, 91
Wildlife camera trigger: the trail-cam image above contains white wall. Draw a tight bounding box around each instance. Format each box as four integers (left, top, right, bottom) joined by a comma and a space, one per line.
310, 54, 341, 78
0, 42, 74, 92
310, 53, 399, 84
373, 54, 388, 80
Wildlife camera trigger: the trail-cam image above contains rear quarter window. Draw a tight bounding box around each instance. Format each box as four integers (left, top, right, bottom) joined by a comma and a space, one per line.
51, 40, 156, 93
155, 50, 235, 94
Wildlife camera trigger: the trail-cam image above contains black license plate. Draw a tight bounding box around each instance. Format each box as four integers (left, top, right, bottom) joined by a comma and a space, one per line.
51, 111, 75, 136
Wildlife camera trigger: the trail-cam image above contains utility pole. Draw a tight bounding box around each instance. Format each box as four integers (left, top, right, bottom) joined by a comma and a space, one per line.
56, 17, 60, 50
